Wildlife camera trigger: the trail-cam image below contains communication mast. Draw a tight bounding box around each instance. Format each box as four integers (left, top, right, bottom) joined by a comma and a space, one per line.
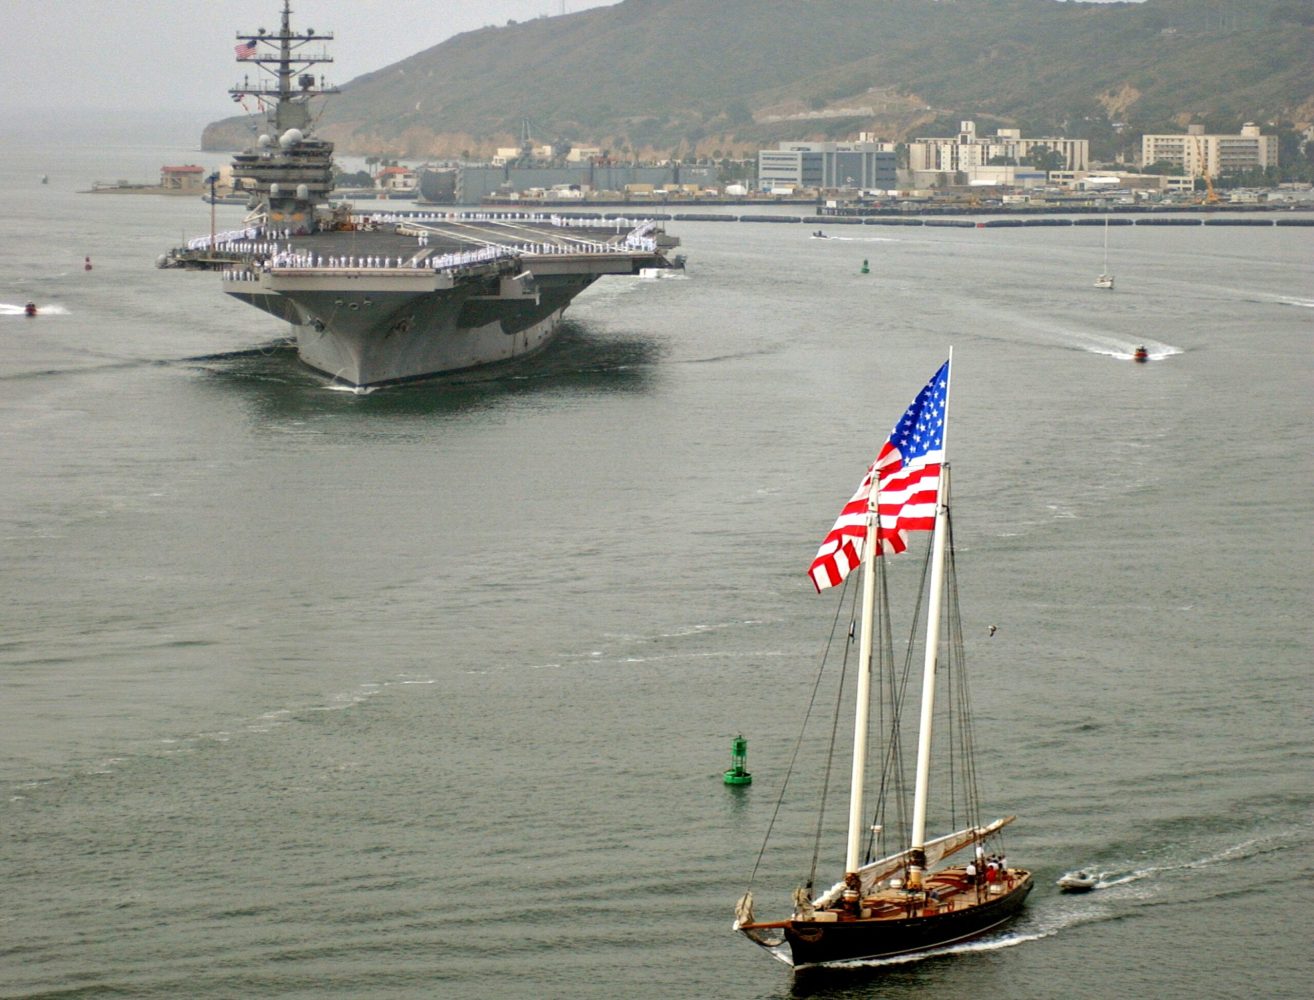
229, 2, 341, 233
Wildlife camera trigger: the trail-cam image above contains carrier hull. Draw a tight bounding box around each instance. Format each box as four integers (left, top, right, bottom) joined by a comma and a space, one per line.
223, 236, 667, 387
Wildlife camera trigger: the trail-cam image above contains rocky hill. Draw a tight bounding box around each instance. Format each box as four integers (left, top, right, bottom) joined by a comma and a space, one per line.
202, 0, 1314, 162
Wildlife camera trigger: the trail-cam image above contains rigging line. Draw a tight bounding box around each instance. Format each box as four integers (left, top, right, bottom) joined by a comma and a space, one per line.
899, 535, 935, 860
807, 575, 860, 891
867, 555, 905, 858
867, 554, 895, 856
865, 538, 934, 866
877, 556, 908, 852
944, 512, 960, 829
946, 514, 985, 832
743, 570, 855, 891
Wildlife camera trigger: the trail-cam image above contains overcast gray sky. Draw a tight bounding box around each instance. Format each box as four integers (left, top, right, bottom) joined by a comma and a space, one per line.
1, 1, 621, 114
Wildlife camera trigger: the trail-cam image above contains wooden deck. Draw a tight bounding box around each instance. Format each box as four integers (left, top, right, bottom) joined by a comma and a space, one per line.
856, 864, 1027, 920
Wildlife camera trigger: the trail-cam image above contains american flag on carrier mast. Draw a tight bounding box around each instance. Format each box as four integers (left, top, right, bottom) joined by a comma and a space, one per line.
808, 360, 950, 593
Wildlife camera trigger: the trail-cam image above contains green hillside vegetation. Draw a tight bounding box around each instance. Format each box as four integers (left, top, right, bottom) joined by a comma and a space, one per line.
202, 0, 1313, 166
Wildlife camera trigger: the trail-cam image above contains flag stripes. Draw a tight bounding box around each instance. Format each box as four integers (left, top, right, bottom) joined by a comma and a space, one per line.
808, 361, 949, 592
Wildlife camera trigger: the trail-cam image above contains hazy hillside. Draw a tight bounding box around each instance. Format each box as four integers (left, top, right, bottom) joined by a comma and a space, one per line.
202, 0, 1314, 161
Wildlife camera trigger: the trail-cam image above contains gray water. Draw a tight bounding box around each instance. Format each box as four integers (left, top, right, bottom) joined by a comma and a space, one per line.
2, 117, 1312, 999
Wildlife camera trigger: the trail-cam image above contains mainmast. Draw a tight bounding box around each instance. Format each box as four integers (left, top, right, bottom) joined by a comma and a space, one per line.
231, 1, 337, 134
229, 2, 339, 233
906, 354, 953, 890
845, 354, 953, 893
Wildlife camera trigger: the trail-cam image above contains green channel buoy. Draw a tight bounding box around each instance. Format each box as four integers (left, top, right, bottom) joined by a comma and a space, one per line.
723, 734, 752, 786
860, 258, 870, 274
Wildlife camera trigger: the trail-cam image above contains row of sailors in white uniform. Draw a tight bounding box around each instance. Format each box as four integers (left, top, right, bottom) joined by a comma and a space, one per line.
188, 227, 261, 251
193, 217, 656, 253
221, 238, 656, 277
368, 211, 655, 232
189, 214, 657, 249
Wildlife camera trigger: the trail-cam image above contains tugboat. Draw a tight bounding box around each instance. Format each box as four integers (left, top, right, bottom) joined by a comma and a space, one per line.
160, 2, 681, 389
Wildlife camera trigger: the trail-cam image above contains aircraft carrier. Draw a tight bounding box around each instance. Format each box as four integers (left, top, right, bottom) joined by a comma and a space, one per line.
162, 2, 680, 389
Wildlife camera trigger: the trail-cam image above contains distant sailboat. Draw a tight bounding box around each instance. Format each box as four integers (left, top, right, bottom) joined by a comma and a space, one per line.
1094, 218, 1114, 289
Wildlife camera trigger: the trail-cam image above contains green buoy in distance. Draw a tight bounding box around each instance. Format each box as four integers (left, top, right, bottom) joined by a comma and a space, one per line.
724, 734, 752, 786
860, 258, 870, 274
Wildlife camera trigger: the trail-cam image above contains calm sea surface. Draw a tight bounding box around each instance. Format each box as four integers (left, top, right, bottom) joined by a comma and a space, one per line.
2, 115, 1311, 999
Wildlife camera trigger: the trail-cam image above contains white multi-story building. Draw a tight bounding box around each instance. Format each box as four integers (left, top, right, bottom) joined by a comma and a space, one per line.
907, 121, 1089, 173
1141, 123, 1278, 178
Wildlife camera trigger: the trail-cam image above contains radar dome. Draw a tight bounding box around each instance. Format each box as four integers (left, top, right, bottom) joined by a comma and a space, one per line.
279, 128, 304, 149
269, 183, 281, 196
296, 184, 309, 200
257, 134, 272, 148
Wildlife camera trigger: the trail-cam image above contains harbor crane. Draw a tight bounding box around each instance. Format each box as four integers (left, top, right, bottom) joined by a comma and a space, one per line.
1192, 135, 1220, 205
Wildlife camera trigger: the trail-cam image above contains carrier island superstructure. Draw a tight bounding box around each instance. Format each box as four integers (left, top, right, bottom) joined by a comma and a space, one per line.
165, 2, 680, 388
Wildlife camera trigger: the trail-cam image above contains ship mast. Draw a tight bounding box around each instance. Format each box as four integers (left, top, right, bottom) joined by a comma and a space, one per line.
228, 2, 340, 234
231, 1, 337, 134
906, 353, 952, 890
845, 353, 953, 893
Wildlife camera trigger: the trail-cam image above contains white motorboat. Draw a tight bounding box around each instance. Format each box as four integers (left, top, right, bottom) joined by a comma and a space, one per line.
1057, 871, 1098, 893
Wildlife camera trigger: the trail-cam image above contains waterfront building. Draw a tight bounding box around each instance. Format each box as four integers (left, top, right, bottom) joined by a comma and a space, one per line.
907, 121, 1089, 173
375, 165, 418, 194
757, 139, 897, 193
160, 165, 205, 192
491, 143, 556, 166
1141, 123, 1278, 178
1049, 170, 1196, 194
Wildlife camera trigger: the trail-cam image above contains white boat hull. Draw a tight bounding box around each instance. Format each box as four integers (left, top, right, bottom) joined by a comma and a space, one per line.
1057, 872, 1098, 892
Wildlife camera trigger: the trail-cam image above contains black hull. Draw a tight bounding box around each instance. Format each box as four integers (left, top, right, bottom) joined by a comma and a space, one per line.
784, 877, 1033, 968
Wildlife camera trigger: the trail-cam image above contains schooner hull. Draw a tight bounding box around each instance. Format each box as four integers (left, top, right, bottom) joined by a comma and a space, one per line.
782, 875, 1033, 969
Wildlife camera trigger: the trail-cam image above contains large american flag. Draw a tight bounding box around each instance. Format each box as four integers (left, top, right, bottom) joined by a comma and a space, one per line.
235, 39, 258, 60
808, 360, 950, 592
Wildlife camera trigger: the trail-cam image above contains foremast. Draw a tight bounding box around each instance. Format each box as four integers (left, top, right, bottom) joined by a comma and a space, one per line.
229, 2, 339, 233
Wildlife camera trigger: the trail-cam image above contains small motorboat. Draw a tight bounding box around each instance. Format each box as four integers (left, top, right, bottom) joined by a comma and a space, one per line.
811, 230, 829, 239
25, 301, 37, 317
1132, 346, 1148, 362
1057, 871, 1098, 893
